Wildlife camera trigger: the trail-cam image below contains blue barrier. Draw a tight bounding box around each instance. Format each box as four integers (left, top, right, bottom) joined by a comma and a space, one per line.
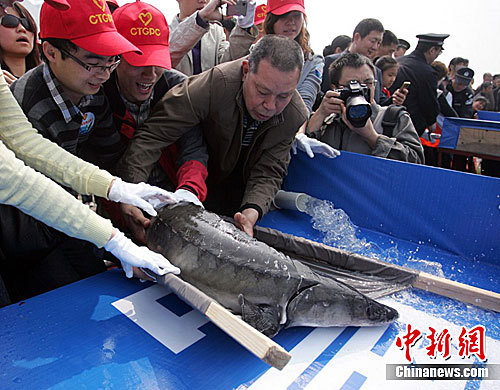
440, 117, 500, 149
275, 151, 500, 264
476, 110, 500, 122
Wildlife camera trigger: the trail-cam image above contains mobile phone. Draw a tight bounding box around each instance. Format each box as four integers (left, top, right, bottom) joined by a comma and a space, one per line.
227, 0, 248, 16
400, 81, 411, 90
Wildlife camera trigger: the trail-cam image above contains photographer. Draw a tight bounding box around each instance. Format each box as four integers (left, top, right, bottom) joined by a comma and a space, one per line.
307, 53, 424, 164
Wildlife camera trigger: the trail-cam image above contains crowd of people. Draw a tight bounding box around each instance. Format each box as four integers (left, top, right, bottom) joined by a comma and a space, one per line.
0, 0, 498, 305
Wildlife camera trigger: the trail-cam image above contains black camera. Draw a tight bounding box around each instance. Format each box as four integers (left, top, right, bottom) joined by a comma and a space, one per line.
336, 81, 372, 128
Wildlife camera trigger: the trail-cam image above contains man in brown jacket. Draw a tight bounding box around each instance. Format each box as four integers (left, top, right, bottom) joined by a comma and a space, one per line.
118, 35, 308, 237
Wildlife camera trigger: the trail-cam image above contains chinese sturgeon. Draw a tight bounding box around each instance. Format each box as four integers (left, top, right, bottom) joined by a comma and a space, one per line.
146, 203, 398, 337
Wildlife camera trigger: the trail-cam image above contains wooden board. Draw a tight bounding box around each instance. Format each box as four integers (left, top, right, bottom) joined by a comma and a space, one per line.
455, 127, 500, 157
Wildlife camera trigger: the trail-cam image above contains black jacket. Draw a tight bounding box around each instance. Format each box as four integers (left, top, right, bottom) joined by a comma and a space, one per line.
390, 50, 439, 135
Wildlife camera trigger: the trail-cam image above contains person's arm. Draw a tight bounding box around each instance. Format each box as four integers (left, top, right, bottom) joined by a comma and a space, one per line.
297, 54, 324, 114
117, 67, 214, 184
0, 140, 113, 247
419, 71, 440, 127
0, 140, 179, 278
174, 126, 209, 202
2, 72, 177, 217
373, 111, 424, 164
169, 0, 235, 68
0, 67, 113, 198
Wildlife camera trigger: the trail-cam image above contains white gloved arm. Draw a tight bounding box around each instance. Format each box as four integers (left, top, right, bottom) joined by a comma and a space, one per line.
108, 179, 178, 217
104, 230, 180, 279
174, 189, 204, 208
292, 133, 341, 158
236, 0, 256, 28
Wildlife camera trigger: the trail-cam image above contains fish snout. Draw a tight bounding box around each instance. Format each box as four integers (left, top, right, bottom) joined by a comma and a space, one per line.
366, 302, 399, 324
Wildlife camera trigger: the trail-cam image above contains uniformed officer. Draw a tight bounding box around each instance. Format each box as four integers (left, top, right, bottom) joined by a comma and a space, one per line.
394, 38, 410, 58
390, 33, 450, 136
445, 67, 475, 118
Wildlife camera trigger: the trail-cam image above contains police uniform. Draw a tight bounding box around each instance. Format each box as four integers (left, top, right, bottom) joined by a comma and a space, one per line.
390, 33, 449, 136
445, 67, 475, 118
397, 39, 410, 51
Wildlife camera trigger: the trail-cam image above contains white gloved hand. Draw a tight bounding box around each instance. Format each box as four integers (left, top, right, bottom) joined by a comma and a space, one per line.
174, 189, 204, 208
104, 230, 180, 278
236, 0, 257, 29
108, 179, 178, 216
292, 133, 341, 158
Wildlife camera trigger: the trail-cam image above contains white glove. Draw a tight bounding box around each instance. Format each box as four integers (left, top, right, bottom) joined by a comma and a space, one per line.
236, 0, 257, 29
108, 179, 178, 216
104, 230, 180, 278
174, 189, 204, 208
292, 133, 341, 158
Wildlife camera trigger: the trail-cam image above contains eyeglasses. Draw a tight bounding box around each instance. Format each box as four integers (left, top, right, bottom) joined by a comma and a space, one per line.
338, 79, 377, 88
0, 14, 34, 32
59, 48, 121, 74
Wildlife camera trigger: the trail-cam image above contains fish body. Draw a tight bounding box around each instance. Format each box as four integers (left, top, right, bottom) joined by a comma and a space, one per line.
146, 203, 398, 337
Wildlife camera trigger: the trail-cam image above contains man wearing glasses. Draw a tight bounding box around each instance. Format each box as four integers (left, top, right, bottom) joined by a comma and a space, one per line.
307, 53, 423, 164
10, 0, 138, 173
320, 18, 407, 107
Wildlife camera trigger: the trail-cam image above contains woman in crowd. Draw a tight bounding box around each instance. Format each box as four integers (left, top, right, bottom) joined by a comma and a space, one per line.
261, 0, 324, 114
0, 1, 40, 84
375, 56, 398, 99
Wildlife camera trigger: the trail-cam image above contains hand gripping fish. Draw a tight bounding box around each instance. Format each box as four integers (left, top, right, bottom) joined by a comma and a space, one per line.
146, 203, 398, 337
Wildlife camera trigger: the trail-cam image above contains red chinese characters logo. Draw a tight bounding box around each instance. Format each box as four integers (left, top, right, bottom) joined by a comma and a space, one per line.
458, 325, 487, 361
396, 324, 423, 362
396, 324, 487, 363
426, 327, 451, 360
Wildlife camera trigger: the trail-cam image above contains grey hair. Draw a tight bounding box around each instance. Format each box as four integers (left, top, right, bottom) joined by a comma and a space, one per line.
248, 35, 304, 75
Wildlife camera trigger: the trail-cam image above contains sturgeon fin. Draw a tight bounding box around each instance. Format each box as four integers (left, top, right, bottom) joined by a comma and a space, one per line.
238, 294, 281, 337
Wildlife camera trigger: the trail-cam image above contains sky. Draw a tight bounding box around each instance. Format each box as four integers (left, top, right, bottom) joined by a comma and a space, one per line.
22, 0, 500, 87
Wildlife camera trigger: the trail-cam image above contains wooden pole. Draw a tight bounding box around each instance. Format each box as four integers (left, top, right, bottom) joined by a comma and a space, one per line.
253, 226, 500, 313
153, 272, 291, 370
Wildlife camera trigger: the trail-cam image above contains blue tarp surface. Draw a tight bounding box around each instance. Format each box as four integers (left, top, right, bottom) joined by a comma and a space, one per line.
0, 152, 499, 389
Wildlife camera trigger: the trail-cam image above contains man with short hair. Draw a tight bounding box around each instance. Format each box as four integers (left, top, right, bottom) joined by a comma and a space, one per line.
118, 35, 308, 236
376, 30, 399, 58
11, 0, 139, 172
394, 38, 410, 58
445, 67, 475, 119
321, 19, 406, 106
390, 33, 450, 136
308, 53, 423, 163
104, 0, 208, 242
448, 57, 468, 79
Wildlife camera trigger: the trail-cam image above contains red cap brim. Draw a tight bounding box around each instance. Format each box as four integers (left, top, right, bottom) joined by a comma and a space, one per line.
122, 44, 171, 69
44, 0, 70, 11
72, 31, 141, 57
270, 4, 305, 16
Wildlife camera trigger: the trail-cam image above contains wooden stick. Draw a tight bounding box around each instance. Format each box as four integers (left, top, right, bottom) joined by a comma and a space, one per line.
415, 272, 500, 312
253, 226, 500, 313
156, 273, 291, 370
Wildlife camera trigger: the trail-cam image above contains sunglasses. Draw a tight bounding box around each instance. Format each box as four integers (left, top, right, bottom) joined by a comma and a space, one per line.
0, 14, 34, 32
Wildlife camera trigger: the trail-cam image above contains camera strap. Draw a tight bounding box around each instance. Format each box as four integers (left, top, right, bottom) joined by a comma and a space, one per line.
381, 105, 406, 137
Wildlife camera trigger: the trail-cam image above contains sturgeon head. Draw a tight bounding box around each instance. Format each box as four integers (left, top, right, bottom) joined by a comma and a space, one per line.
284, 278, 399, 329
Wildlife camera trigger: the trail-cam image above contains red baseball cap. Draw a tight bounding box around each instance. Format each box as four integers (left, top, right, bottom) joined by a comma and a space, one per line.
40, 0, 141, 57
267, 0, 305, 16
112, 0, 171, 69
45, 0, 70, 10
254, 4, 267, 26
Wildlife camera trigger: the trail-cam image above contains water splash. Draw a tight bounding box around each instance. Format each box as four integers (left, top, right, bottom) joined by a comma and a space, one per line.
304, 197, 444, 277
